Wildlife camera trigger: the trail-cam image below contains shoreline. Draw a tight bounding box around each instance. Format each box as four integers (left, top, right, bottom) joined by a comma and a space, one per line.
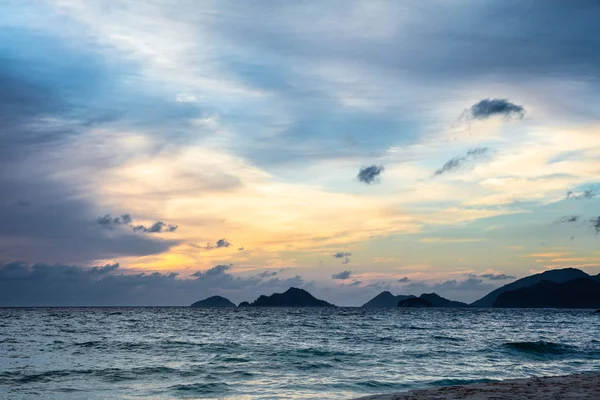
352, 372, 600, 399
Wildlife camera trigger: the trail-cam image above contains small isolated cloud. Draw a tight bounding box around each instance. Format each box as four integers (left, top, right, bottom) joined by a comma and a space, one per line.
205, 238, 231, 250
398, 277, 411, 283
238, 247, 244, 251
357, 165, 384, 184
332, 270, 353, 280
333, 252, 351, 258
467, 99, 525, 120
342, 257, 350, 265
350, 280, 362, 286
435, 147, 491, 176
133, 221, 178, 234
556, 215, 579, 224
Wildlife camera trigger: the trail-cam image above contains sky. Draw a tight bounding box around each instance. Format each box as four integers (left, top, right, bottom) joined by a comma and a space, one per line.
1, 0, 600, 306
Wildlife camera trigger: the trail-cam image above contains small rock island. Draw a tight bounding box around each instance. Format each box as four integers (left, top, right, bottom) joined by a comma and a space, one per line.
244, 287, 335, 307
190, 295, 236, 308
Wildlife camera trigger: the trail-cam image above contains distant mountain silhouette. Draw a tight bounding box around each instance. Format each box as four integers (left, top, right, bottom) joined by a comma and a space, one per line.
238, 301, 251, 307
471, 268, 589, 307
362, 291, 415, 307
245, 287, 335, 307
398, 297, 433, 307
190, 295, 236, 307
494, 278, 600, 308
420, 293, 468, 307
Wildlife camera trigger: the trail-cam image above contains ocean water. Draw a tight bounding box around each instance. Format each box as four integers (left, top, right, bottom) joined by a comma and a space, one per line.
1, 308, 599, 399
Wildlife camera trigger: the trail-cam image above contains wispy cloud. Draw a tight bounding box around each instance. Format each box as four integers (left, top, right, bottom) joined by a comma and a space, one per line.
469, 272, 516, 281
333, 252, 351, 258
556, 215, 579, 223
434, 147, 491, 176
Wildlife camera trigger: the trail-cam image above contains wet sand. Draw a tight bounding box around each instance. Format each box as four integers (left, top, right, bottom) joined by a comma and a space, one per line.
352, 373, 600, 399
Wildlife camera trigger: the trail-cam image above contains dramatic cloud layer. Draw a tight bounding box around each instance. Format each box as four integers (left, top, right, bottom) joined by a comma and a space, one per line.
0, 262, 308, 306
1, 1, 600, 305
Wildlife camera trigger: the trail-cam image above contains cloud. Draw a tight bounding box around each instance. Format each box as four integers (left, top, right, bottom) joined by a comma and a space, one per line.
397, 277, 410, 283
556, 215, 579, 223
333, 252, 351, 258
99, 214, 175, 234
96, 213, 134, 229
205, 238, 232, 250
471, 273, 517, 281
342, 257, 350, 265
332, 270, 353, 280
567, 187, 597, 200
592, 217, 600, 234
133, 221, 178, 233
467, 99, 525, 120
0, 262, 308, 306
357, 165, 384, 184
434, 147, 491, 176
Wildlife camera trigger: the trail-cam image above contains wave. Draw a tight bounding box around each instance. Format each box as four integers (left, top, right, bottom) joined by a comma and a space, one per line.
432, 335, 466, 342
503, 341, 576, 355
170, 382, 229, 394
0, 366, 178, 385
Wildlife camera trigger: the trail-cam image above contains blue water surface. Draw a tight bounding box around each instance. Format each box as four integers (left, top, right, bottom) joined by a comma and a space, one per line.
1, 307, 599, 399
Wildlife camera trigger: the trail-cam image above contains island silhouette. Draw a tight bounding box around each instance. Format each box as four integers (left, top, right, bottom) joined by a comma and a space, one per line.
190, 268, 600, 309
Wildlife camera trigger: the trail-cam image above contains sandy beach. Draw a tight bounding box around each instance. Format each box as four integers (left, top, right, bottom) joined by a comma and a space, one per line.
352, 373, 600, 399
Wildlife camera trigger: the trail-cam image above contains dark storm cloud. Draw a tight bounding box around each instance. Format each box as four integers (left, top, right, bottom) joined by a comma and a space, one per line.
0, 262, 309, 306
398, 277, 411, 283
0, 64, 179, 264
331, 270, 352, 280
332, 252, 351, 258
357, 165, 384, 184
434, 147, 491, 176
132, 221, 178, 234
467, 99, 525, 120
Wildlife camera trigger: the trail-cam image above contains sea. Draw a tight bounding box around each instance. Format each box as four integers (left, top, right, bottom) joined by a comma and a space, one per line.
1, 307, 599, 399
